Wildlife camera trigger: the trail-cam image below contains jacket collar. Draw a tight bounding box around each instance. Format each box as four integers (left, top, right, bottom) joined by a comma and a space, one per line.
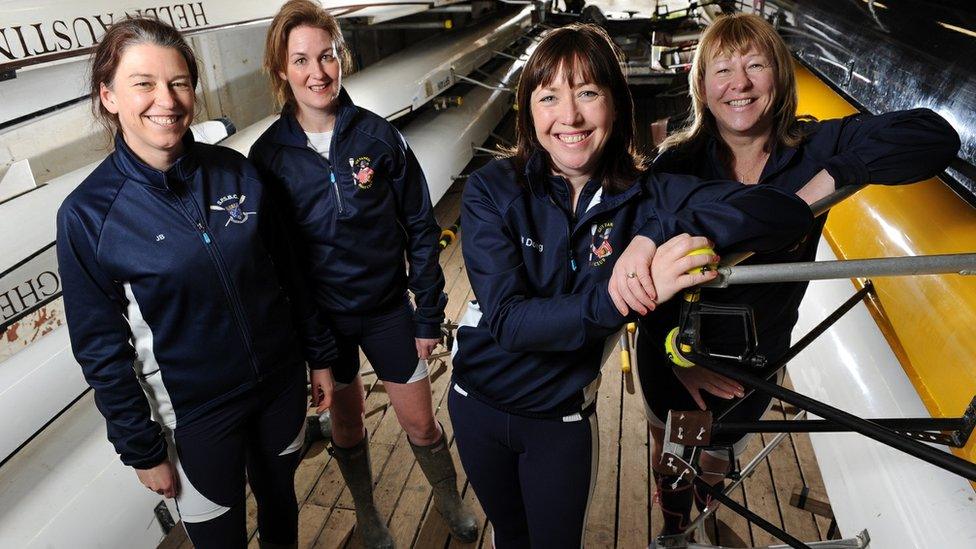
272, 87, 357, 148
704, 133, 799, 183
111, 131, 199, 190
523, 149, 643, 211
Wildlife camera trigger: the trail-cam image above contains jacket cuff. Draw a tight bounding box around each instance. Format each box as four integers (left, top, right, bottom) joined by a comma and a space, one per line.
634, 215, 665, 244
824, 152, 870, 187
414, 321, 442, 340
127, 442, 168, 470
594, 283, 628, 327
307, 359, 336, 371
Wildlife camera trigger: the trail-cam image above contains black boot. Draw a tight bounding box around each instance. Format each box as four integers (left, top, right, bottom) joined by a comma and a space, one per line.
410, 430, 479, 543
330, 434, 395, 549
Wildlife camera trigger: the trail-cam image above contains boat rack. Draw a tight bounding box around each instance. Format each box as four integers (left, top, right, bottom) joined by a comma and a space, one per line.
653, 254, 976, 549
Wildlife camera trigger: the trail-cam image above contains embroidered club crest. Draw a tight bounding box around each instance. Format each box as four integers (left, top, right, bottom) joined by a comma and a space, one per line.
588, 221, 614, 267
349, 156, 375, 190
210, 194, 257, 226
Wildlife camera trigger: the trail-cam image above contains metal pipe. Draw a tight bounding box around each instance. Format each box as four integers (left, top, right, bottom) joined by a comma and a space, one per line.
707, 253, 976, 288
715, 417, 967, 434
694, 355, 976, 481
697, 480, 811, 549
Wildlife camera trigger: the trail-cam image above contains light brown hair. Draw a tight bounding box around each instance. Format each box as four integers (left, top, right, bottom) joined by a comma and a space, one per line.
512, 23, 645, 194
660, 13, 809, 160
89, 16, 199, 135
263, 0, 351, 110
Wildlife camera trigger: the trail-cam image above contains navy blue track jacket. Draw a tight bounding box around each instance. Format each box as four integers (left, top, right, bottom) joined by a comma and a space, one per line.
248, 89, 446, 338
57, 133, 337, 469
453, 151, 815, 418
641, 108, 961, 361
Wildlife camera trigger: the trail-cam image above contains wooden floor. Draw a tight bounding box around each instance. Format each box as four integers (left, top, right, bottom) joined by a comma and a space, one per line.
161, 182, 839, 549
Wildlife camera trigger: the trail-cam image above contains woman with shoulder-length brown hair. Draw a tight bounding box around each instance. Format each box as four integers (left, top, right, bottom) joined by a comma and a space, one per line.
56, 15, 338, 549
609, 12, 959, 540
450, 22, 822, 547
248, 1, 478, 547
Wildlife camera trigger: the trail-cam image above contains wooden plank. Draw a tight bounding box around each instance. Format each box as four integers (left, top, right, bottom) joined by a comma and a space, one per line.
780, 374, 836, 539
583, 363, 623, 547
617, 364, 650, 547
312, 508, 356, 549
762, 394, 824, 544
299, 504, 331, 549
759, 425, 821, 543
739, 411, 786, 546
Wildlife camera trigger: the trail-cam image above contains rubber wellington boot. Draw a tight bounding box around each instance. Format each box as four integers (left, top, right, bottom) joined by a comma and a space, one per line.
330, 435, 395, 549
410, 433, 479, 543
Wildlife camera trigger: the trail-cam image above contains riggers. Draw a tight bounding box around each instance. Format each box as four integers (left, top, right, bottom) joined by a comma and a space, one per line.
329, 433, 394, 549
409, 423, 479, 543
639, 109, 961, 455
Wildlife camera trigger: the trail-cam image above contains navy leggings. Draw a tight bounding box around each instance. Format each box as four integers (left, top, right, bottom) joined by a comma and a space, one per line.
170, 367, 306, 548
448, 383, 598, 548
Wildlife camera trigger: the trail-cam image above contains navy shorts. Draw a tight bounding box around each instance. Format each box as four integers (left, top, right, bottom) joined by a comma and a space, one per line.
635, 326, 780, 458
168, 365, 306, 548
448, 383, 599, 548
327, 301, 428, 385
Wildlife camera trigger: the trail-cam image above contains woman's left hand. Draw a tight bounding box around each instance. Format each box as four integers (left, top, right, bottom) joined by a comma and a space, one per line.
609, 235, 659, 316
415, 337, 440, 360
310, 367, 335, 413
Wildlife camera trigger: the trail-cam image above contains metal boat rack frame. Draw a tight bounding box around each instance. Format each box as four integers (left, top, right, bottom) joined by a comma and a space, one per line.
653, 230, 976, 548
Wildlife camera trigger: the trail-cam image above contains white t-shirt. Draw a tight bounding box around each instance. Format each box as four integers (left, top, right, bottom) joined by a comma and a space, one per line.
306, 130, 333, 161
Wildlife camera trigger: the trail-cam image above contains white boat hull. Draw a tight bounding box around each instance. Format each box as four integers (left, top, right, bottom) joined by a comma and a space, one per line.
789, 238, 976, 549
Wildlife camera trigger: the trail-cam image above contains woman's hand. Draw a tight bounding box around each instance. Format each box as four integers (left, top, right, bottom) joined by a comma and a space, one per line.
609, 235, 659, 316
310, 367, 335, 413
136, 459, 180, 498
673, 365, 746, 410
650, 234, 719, 304
415, 337, 440, 360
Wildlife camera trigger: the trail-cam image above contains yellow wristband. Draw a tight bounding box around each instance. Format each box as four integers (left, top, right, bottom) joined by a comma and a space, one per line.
664, 327, 695, 368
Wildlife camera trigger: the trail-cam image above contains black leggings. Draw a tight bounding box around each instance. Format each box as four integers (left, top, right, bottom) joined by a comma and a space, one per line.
448, 383, 598, 548
171, 367, 306, 548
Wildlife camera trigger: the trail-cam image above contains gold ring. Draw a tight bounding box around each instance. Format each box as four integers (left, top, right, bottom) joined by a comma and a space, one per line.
626, 272, 637, 279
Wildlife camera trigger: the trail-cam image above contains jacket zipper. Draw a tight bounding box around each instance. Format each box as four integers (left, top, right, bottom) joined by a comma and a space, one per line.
330, 170, 344, 214
170, 188, 261, 377
549, 196, 577, 292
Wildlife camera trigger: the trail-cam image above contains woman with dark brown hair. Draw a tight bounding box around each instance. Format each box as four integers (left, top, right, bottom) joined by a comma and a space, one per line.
609, 13, 959, 541
57, 16, 336, 549
449, 23, 822, 547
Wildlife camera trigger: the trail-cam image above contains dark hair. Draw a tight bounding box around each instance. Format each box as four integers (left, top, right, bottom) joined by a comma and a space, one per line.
264, 0, 351, 109
89, 17, 199, 135
512, 23, 645, 193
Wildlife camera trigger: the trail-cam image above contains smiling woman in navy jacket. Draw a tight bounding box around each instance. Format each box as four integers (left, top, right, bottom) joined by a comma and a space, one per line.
448, 24, 839, 548
56, 17, 337, 549
247, 1, 477, 546
607, 14, 961, 539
